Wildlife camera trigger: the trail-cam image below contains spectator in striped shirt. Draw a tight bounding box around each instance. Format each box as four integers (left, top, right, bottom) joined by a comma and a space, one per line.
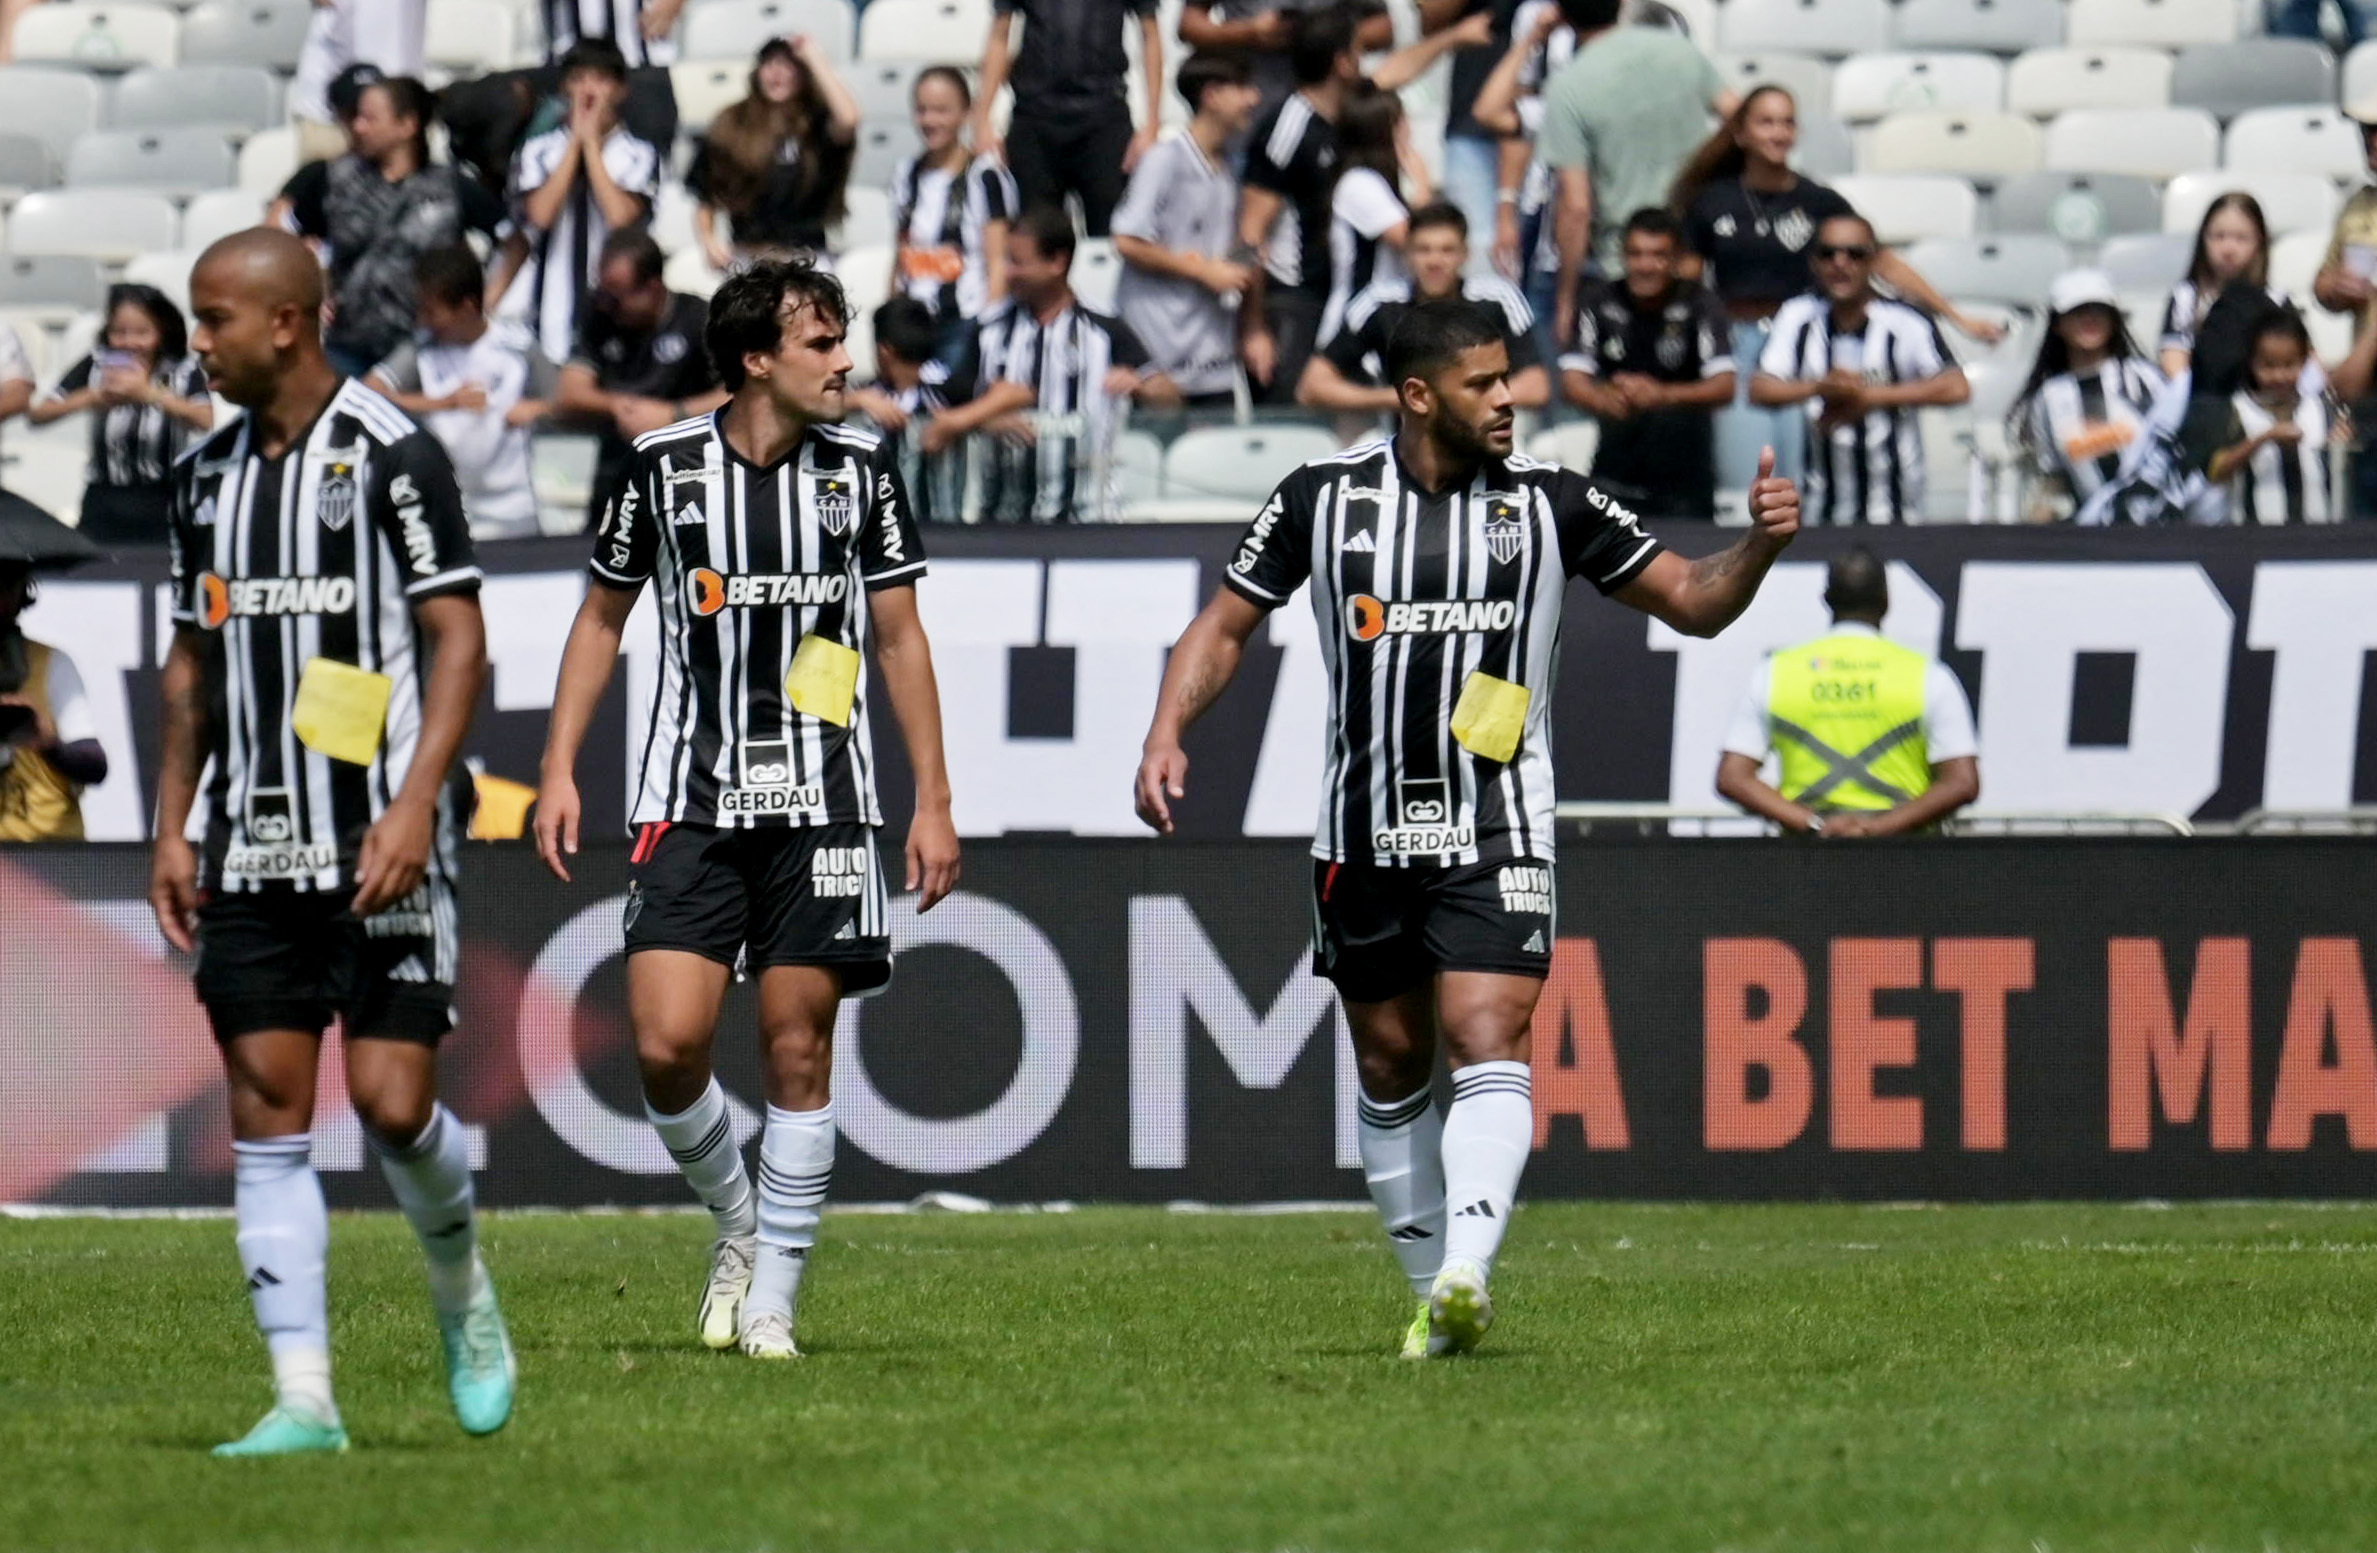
2008, 269, 2165, 522
2198, 309, 2337, 524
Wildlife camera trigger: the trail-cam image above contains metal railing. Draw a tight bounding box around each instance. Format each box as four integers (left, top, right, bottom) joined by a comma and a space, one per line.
1553, 802, 2196, 836
2234, 808, 2377, 835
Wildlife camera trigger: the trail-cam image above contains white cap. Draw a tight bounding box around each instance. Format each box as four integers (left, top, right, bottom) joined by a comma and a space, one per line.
2048, 267, 2119, 316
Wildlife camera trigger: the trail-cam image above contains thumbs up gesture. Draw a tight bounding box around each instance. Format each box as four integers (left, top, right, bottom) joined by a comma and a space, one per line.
1747, 446, 1801, 545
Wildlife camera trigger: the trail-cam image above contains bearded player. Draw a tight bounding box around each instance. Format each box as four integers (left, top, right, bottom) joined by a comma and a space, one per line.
536, 259, 959, 1360
1136, 298, 1799, 1357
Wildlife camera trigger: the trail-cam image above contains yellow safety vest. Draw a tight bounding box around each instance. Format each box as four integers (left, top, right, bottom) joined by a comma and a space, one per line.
1766, 630, 1933, 813
0, 639, 86, 842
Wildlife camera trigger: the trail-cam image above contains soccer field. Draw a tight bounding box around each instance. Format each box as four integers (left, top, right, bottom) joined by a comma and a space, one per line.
6, 1204, 2377, 1552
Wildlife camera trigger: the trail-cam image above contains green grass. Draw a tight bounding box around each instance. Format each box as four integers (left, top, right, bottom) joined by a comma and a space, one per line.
6, 1204, 2377, 1552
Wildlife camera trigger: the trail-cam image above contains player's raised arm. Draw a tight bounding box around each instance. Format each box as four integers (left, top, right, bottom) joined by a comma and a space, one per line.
1136, 586, 1272, 835
1613, 446, 1801, 637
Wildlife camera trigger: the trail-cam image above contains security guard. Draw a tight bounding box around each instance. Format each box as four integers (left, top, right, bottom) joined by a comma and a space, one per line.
1715, 548, 1978, 837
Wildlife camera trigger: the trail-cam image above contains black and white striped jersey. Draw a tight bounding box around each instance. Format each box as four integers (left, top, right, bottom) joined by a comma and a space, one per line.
167, 379, 482, 894
541, 0, 674, 66
2222, 388, 2334, 524
2021, 359, 2163, 504
1758, 293, 1956, 525
1224, 438, 1663, 867
980, 302, 1150, 523
591, 412, 927, 828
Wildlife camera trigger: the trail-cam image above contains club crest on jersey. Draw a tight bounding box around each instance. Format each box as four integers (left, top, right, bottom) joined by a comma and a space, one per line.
809, 474, 856, 536
689, 567, 850, 615
316, 463, 357, 531
1774, 206, 1815, 253
1483, 498, 1527, 564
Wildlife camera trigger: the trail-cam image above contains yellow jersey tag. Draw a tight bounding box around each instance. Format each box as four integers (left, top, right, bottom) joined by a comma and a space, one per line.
291, 657, 393, 766
785, 634, 861, 727
1450, 671, 1530, 764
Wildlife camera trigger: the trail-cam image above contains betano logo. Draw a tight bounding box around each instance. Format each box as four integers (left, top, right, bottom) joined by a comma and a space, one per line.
688, 568, 851, 616
1344, 595, 1517, 641
197, 572, 356, 629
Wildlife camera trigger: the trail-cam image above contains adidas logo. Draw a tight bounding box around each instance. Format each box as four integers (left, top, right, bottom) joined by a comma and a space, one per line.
245, 1267, 282, 1291
833, 920, 856, 940
1522, 929, 1546, 953
1341, 529, 1376, 553
1388, 1224, 1436, 1242
1455, 1200, 1497, 1220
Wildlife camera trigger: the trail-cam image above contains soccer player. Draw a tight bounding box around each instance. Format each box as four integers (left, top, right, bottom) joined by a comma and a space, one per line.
1134, 297, 1799, 1357
534, 259, 960, 1361
149, 230, 511, 1455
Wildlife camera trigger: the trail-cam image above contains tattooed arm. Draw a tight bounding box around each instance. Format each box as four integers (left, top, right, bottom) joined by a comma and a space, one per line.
1135, 586, 1271, 835
149, 625, 211, 952
1613, 448, 1801, 637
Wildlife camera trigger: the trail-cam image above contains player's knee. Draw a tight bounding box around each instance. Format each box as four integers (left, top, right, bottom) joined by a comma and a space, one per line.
634, 1023, 713, 1086
353, 1090, 435, 1149
1355, 1041, 1430, 1101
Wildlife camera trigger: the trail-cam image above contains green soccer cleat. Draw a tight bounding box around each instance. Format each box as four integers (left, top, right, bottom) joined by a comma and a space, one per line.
1398, 1300, 1435, 1361
438, 1270, 516, 1436
212, 1406, 350, 1458
1428, 1259, 1495, 1356
700, 1236, 756, 1352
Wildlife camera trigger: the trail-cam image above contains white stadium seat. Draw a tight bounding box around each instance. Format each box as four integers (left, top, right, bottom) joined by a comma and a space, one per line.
2163, 172, 2339, 240
1899, 234, 2070, 305
2004, 47, 2172, 117
2098, 230, 2193, 291
1111, 428, 1164, 508
0, 70, 103, 163
852, 122, 917, 188
1720, 0, 1890, 58
6, 191, 177, 262
1832, 173, 1982, 242
651, 180, 699, 254
2223, 107, 2365, 180
1891, 0, 2064, 54
109, 65, 278, 134
178, 0, 311, 70
1830, 52, 2005, 122
236, 125, 298, 198
1713, 52, 1832, 116
424, 0, 516, 74
64, 129, 234, 195
0, 256, 106, 316
13, 5, 181, 71
2346, 42, 2377, 113
839, 185, 891, 249
1162, 425, 1340, 504
1990, 171, 2163, 240
1071, 238, 1121, 314
661, 244, 724, 300
1792, 114, 1857, 178
2044, 107, 2220, 180
2170, 39, 2336, 121
2066, 0, 2236, 49
850, 59, 928, 124
123, 249, 197, 314
836, 242, 894, 319
683, 0, 856, 65
2269, 229, 2330, 300
1864, 111, 2043, 179
180, 189, 262, 251
856, 0, 993, 64
0, 134, 53, 201
670, 61, 751, 134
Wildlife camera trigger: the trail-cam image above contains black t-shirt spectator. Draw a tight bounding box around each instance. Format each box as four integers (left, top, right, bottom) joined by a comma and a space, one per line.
998, 0, 1155, 116
571, 292, 718, 516
1322, 275, 1542, 382
1444, 0, 1513, 141
1197, 0, 1389, 114
283, 158, 508, 365
686, 135, 843, 255
1562, 277, 1734, 518
1246, 91, 1338, 297
1684, 174, 1853, 310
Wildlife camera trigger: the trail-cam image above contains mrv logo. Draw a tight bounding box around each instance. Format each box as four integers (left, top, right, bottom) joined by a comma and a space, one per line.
690, 568, 850, 615
1345, 595, 1516, 641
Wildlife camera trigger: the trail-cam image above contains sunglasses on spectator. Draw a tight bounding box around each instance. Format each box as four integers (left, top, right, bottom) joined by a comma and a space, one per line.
1814, 244, 1875, 262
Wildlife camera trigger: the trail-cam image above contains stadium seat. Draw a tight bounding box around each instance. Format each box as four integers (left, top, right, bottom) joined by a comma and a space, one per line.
857, 0, 995, 64
836, 242, 893, 318
2044, 107, 2220, 180
2223, 107, 2365, 180
181, 188, 262, 249
2065, 0, 2236, 49
840, 184, 891, 249
7, 190, 176, 261
1792, 114, 1857, 179
661, 243, 724, 299
852, 122, 917, 189
235, 125, 297, 198
13, 4, 180, 70
1830, 52, 2005, 122
178, 0, 312, 70
1891, 0, 2064, 54
108, 65, 279, 134
1719, 0, 1890, 58
670, 61, 750, 134
1643, 0, 1719, 45
1712, 52, 1831, 115
1864, 111, 2043, 179
0, 70, 102, 164
1112, 427, 1164, 507
424, 0, 515, 74
2003, 47, 2172, 117
1071, 238, 1121, 313
1161, 425, 1339, 503
2163, 172, 2338, 240
1898, 234, 2069, 305
850, 59, 927, 125
1915, 403, 1979, 521
0, 133, 52, 201
2098, 230, 2194, 291
2269, 228, 2329, 299
2346, 41, 2377, 112
122, 248, 196, 314
651, 180, 699, 254
0, 255, 105, 315
64, 129, 234, 196
2170, 40, 2335, 121
1831, 173, 1982, 242
683, 0, 856, 65
1989, 171, 2162, 241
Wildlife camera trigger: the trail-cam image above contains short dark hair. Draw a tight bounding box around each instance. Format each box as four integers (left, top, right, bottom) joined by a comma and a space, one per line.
1382, 297, 1506, 389
874, 296, 940, 365
414, 243, 485, 308
105, 281, 186, 362
560, 37, 629, 83
1012, 204, 1076, 265
598, 226, 665, 286
706, 257, 852, 391
2250, 305, 2314, 359
1175, 50, 1253, 114
1290, 3, 1358, 85
1558, 0, 1623, 31
1825, 546, 1889, 620
1624, 206, 1683, 245
1407, 201, 1467, 241
1818, 209, 1878, 248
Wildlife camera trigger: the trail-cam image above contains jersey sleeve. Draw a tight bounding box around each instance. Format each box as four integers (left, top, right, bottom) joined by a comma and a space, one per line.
1719, 657, 1772, 760
1547, 467, 1662, 593
2158, 287, 2191, 354
1320, 309, 1375, 378
166, 457, 200, 626
1105, 316, 1152, 373
1335, 170, 1406, 240
590, 442, 661, 585
1907, 311, 1956, 376
1108, 150, 1169, 245
459, 171, 508, 239
48, 354, 93, 400
1923, 660, 1979, 762
43, 648, 95, 746
859, 442, 928, 589
1243, 104, 1294, 195
1503, 308, 1542, 374
1560, 296, 1599, 376
1695, 290, 1734, 376
371, 340, 423, 394
0, 324, 30, 388
1221, 467, 1317, 608
1756, 311, 1802, 377
375, 432, 481, 599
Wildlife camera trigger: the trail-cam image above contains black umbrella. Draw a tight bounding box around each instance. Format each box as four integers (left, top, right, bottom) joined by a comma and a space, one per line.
0, 488, 101, 569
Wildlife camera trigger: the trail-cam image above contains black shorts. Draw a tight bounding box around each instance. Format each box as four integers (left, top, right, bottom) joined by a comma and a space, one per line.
1310, 856, 1555, 1003
625, 821, 892, 993
194, 880, 458, 1044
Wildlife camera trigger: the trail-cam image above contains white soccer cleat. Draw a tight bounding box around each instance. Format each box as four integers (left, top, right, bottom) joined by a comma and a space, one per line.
739, 1310, 800, 1361
1427, 1258, 1495, 1355
699, 1236, 756, 1351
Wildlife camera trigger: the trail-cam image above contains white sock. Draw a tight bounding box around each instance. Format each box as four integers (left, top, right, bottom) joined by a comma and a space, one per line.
232, 1136, 337, 1425
1357, 1084, 1445, 1295
1440, 1061, 1533, 1280
646, 1078, 758, 1241
369, 1104, 482, 1315
747, 1102, 833, 1324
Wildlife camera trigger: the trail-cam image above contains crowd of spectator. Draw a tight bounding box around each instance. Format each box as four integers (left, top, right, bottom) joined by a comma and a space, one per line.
3, 0, 2377, 535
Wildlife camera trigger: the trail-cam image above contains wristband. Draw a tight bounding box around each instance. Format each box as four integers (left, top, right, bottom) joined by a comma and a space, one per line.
1495, 190, 1521, 206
